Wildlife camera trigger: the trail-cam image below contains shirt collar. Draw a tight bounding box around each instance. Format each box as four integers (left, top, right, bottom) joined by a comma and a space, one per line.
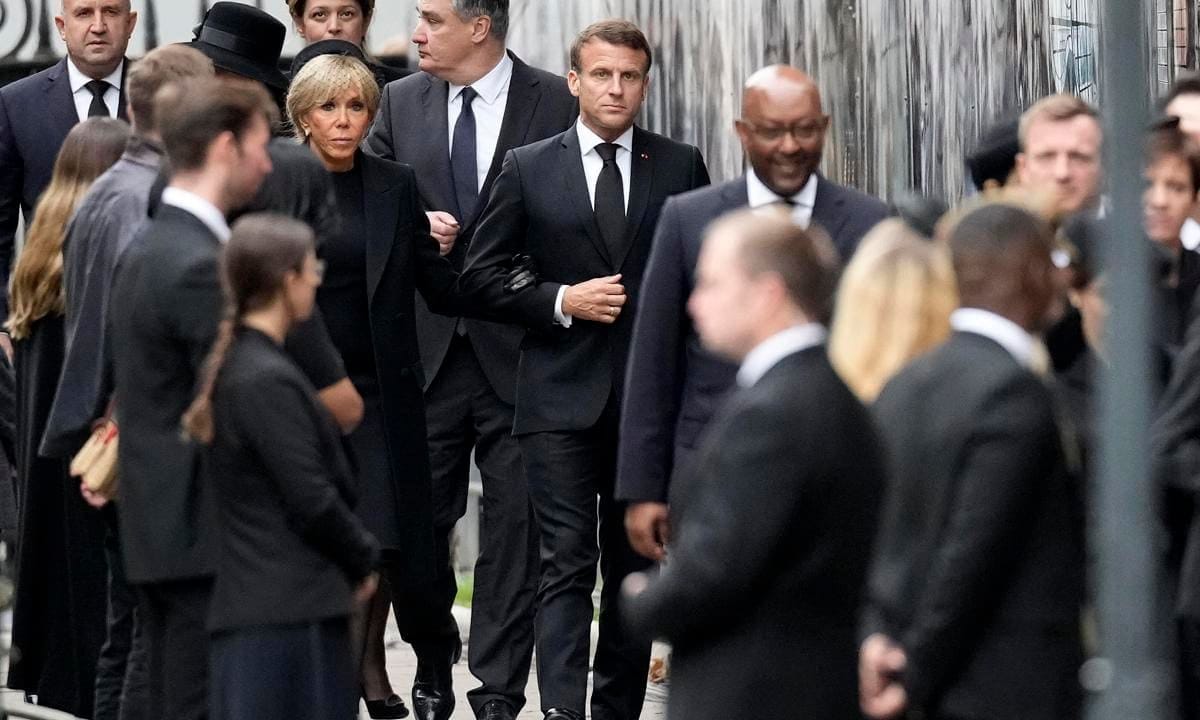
746, 168, 818, 209
161, 187, 230, 243
449, 52, 513, 106
950, 308, 1037, 369
736, 323, 827, 387
576, 119, 634, 158
66, 56, 123, 95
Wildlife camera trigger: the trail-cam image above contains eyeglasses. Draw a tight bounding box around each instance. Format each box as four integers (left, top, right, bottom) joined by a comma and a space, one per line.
739, 119, 828, 143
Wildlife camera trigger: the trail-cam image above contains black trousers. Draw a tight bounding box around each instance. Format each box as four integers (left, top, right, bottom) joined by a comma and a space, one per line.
138, 578, 211, 720
412, 334, 538, 714
519, 398, 652, 720
94, 508, 148, 720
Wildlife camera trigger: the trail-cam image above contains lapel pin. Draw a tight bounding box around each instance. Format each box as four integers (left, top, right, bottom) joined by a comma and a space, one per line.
641, 152, 649, 160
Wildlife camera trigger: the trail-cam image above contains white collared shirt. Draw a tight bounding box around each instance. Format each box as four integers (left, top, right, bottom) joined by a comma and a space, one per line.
736, 323, 828, 387
553, 120, 636, 327
66, 57, 122, 122
746, 168, 817, 229
1183, 217, 1200, 252
447, 52, 513, 194
576, 119, 634, 212
950, 308, 1039, 370
161, 187, 231, 244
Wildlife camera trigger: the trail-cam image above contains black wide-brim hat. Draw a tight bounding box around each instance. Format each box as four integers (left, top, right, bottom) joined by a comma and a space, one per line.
188, 2, 289, 91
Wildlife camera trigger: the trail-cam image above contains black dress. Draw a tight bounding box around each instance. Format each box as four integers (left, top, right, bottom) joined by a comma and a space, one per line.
321, 162, 403, 548
7, 313, 107, 717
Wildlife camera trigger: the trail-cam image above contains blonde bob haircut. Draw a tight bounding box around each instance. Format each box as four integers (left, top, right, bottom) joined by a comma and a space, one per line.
286, 54, 381, 141
828, 219, 958, 403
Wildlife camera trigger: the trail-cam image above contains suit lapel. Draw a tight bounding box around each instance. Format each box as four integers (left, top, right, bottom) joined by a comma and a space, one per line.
725, 177, 750, 208
560, 129, 612, 266
361, 156, 401, 303
615, 127, 653, 270
418, 75, 456, 219
478, 53, 541, 209
811, 174, 850, 240
45, 60, 78, 144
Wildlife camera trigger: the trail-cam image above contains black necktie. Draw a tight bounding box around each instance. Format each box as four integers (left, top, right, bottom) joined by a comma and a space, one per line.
451, 86, 478, 222
85, 79, 110, 118
594, 142, 626, 261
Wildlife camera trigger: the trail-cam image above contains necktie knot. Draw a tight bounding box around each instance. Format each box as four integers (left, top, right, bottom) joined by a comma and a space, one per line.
459, 86, 478, 108
86, 79, 109, 98
596, 142, 620, 163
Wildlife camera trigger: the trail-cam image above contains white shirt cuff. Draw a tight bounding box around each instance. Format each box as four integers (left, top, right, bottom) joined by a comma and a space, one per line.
553, 285, 573, 328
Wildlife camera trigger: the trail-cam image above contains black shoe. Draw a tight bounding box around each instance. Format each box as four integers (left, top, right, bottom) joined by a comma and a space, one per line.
365, 694, 410, 719
412, 639, 461, 720
544, 709, 583, 720
478, 700, 515, 720
412, 685, 454, 720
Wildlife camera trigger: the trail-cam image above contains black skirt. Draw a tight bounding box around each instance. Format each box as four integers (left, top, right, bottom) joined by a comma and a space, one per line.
209, 617, 356, 720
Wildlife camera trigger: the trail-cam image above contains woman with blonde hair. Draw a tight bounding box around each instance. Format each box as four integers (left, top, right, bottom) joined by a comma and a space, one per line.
828, 218, 958, 403
6, 116, 130, 718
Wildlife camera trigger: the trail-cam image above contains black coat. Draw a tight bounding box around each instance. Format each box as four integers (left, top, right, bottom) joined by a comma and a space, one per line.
8, 315, 107, 718
866, 331, 1086, 720
625, 347, 885, 720
365, 52, 578, 404
328, 151, 462, 585
207, 328, 378, 631
460, 126, 710, 434
0, 58, 127, 318
615, 176, 888, 502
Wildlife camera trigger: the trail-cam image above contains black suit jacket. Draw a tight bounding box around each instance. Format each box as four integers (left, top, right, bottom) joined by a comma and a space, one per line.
365, 52, 577, 404
208, 328, 378, 631
625, 347, 885, 720
0, 58, 127, 318
335, 151, 462, 586
109, 206, 223, 583
615, 175, 888, 502
865, 331, 1085, 719
460, 126, 710, 434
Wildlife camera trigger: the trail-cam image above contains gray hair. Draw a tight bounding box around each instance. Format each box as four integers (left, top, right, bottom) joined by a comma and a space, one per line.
453, 0, 509, 41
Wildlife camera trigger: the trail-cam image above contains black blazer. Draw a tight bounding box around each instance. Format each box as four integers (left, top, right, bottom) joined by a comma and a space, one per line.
616, 176, 889, 503
332, 151, 461, 586
0, 58, 127, 318
460, 126, 710, 434
865, 331, 1085, 720
366, 53, 578, 404
109, 206, 224, 583
624, 347, 885, 720
207, 328, 378, 631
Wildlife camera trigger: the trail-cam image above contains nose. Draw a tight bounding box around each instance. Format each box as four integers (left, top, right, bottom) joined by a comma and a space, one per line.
411, 21, 427, 45
1053, 154, 1072, 181
328, 16, 342, 34
777, 130, 801, 154
1148, 183, 1168, 208
90, 11, 108, 33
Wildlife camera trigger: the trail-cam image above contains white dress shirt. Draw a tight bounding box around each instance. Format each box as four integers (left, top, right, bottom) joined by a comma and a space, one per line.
447, 52, 513, 194
736, 323, 828, 387
949, 308, 1041, 370
66, 57, 122, 121
161, 187, 231, 244
746, 168, 817, 228
553, 120, 637, 327
1183, 217, 1200, 252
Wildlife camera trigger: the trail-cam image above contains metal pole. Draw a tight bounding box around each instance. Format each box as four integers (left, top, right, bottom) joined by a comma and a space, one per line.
1090, 0, 1173, 717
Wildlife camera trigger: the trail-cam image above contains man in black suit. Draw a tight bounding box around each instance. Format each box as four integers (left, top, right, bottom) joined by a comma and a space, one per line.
860, 203, 1086, 720
109, 78, 276, 720
365, 3, 576, 718
622, 209, 885, 720
617, 64, 888, 561
460, 20, 709, 720
0, 0, 136, 348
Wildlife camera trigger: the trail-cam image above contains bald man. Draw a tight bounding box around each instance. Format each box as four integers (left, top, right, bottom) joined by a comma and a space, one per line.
616, 64, 887, 561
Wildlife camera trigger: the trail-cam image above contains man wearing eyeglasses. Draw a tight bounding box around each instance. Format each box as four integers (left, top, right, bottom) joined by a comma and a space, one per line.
617, 64, 887, 565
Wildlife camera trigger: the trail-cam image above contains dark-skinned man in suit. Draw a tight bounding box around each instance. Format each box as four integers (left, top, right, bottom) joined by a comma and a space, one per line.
617, 64, 888, 563
622, 209, 886, 720
460, 20, 709, 720
365, 3, 576, 719
860, 203, 1085, 720
0, 0, 136, 355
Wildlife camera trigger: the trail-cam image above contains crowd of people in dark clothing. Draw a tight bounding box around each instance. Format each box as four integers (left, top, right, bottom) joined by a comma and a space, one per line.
5, 1, 1200, 720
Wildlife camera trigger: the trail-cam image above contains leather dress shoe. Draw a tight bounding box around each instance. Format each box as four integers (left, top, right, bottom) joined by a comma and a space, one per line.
543, 709, 584, 720
412, 640, 462, 720
478, 699, 516, 720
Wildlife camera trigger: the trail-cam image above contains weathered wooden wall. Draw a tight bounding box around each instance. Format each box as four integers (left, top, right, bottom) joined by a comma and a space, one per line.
0, 0, 1172, 199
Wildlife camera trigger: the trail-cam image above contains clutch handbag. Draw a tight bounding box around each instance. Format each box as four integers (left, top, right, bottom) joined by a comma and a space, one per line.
69, 406, 119, 499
